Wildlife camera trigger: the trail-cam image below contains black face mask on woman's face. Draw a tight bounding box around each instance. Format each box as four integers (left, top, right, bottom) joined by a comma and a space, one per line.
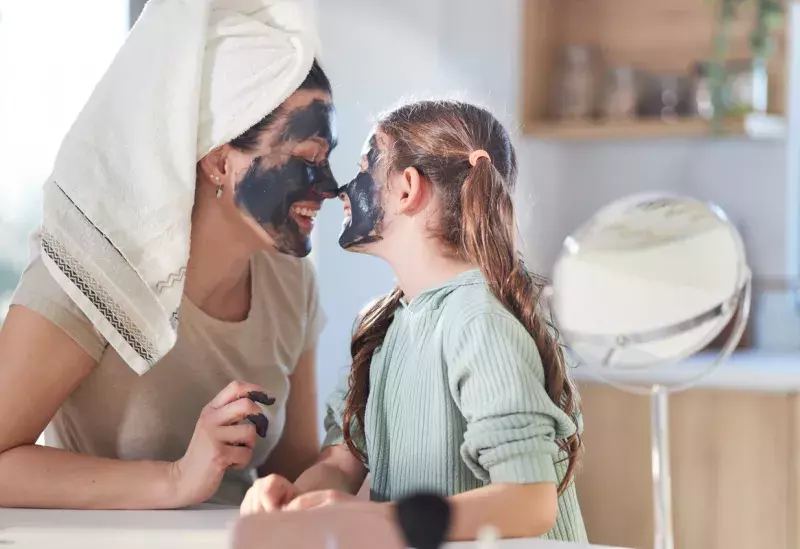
338, 134, 384, 251
235, 100, 339, 257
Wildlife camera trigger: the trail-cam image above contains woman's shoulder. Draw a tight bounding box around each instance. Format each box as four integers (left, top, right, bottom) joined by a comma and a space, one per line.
10, 233, 107, 361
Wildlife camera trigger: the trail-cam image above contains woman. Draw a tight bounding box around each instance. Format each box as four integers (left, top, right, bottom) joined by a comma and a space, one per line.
0, 0, 335, 509
242, 100, 586, 542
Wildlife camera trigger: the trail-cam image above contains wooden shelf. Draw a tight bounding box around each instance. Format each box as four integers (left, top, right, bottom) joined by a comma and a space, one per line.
522, 0, 787, 140
527, 114, 786, 141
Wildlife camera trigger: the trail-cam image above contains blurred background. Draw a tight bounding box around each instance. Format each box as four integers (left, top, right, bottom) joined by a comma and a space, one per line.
1, 1, 799, 548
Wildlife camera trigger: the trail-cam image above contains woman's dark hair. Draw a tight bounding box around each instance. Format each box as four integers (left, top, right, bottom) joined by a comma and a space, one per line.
341, 100, 582, 495
230, 58, 331, 151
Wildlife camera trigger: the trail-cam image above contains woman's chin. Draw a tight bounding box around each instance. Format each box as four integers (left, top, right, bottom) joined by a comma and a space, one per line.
241, 216, 312, 257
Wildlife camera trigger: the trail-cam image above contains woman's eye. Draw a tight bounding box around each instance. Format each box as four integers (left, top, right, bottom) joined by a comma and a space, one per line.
293, 142, 323, 164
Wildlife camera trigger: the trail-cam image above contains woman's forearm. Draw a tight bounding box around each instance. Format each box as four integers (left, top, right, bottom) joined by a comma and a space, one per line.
0, 444, 179, 510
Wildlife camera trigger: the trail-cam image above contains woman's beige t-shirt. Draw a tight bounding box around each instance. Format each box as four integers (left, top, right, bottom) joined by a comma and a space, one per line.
10, 241, 325, 505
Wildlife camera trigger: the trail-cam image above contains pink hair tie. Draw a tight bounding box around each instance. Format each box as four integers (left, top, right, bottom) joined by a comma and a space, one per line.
468, 149, 491, 167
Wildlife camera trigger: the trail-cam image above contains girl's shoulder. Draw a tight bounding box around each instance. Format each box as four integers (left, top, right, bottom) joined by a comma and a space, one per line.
440, 274, 517, 327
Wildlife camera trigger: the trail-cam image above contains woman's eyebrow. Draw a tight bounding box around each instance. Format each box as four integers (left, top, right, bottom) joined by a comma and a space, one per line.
278, 100, 335, 144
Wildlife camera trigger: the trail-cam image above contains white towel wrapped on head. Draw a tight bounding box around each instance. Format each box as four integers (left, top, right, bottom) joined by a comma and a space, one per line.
40, 0, 320, 374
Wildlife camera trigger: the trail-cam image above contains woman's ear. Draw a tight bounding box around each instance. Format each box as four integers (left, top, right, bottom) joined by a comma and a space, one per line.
396, 167, 428, 216
198, 146, 229, 189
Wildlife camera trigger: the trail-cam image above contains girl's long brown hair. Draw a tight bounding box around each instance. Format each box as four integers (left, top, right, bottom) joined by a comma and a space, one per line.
342, 100, 582, 494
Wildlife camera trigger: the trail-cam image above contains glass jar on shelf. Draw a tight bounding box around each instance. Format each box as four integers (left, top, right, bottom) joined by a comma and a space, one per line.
557, 45, 602, 121
601, 66, 642, 120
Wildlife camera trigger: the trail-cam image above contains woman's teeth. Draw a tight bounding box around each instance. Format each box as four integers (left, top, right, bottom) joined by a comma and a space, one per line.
292, 206, 318, 218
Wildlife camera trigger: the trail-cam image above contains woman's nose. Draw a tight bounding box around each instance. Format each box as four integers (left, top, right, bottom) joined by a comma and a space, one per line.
313, 177, 339, 199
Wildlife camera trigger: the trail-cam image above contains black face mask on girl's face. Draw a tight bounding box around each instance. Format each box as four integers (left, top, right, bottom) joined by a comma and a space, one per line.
234, 100, 339, 257
338, 136, 384, 250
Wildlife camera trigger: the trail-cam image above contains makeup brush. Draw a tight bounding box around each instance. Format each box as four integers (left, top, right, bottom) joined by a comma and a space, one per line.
394, 493, 451, 549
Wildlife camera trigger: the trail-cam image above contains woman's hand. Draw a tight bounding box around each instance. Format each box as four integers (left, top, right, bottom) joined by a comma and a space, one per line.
171, 381, 269, 507
240, 474, 299, 515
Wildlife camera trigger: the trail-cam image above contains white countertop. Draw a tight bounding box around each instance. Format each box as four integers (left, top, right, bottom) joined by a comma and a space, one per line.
571, 350, 800, 392
0, 505, 237, 548
0, 507, 627, 549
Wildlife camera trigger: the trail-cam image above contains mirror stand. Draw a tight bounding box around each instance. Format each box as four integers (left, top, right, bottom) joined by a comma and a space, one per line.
651, 384, 673, 549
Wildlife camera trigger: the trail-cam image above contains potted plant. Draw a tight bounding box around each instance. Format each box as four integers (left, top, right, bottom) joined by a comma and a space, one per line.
707, 0, 784, 130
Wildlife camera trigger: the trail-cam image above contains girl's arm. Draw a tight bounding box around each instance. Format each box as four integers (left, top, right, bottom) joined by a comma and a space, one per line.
289, 479, 556, 540
445, 482, 557, 540
293, 444, 367, 496
442, 312, 578, 539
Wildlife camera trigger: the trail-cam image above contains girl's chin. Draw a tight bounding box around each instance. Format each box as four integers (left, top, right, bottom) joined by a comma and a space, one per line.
338, 216, 383, 253
338, 237, 380, 256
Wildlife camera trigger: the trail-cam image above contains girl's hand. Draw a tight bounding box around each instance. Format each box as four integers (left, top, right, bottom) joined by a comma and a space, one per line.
171, 381, 269, 507
282, 489, 359, 511
241, 474, 299, 515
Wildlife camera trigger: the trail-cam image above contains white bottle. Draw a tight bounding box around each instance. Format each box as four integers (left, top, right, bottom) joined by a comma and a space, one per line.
476, 525, 500, 549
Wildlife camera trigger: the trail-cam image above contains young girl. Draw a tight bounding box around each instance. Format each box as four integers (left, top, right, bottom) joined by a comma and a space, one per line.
241, 100, 586, 542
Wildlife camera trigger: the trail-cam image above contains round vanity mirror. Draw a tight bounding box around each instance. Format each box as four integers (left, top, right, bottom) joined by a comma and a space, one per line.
552, 193, 750, 375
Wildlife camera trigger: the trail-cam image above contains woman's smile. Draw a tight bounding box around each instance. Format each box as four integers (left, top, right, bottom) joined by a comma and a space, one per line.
289, 200, 322, 234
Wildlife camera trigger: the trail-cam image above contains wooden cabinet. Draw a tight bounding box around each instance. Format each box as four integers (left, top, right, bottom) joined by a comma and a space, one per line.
575, 381, 800, 549
521, 0, 787, 140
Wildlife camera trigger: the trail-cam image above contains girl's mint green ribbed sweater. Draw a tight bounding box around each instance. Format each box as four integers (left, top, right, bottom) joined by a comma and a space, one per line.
323, 270, 587, 542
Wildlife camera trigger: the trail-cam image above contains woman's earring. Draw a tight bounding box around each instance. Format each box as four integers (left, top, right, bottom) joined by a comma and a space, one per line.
212, 175, 223, 199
